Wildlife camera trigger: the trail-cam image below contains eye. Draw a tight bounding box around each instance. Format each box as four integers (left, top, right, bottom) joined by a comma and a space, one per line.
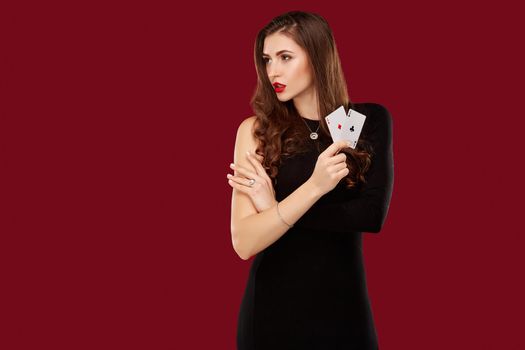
263, 55, 292, 64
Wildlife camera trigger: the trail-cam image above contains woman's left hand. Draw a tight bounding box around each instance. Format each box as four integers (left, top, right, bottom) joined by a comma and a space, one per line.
227, 151, 277, 213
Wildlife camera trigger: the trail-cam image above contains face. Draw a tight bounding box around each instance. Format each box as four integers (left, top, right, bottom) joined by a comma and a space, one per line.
262, 32, 315, 102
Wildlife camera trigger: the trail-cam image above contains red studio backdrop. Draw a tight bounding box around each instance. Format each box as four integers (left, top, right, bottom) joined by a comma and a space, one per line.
1, 1, 524, 349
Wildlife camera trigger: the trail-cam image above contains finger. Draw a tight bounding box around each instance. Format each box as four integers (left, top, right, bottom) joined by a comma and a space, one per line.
331, 161, 348, 172
321, 140, 352, 157
230, 163, 260, 182
336, 167, 350, 178
328, 152, 347, 165
227, 173, 257, 188
251, 151, 264, 162
246, 153, 275, 190
228, 179, 251, 195
246, 152, 269, 177
326, 162, 347, 176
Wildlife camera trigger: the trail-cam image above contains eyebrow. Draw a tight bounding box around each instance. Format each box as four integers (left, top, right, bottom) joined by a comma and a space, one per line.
262, 50, 294, 57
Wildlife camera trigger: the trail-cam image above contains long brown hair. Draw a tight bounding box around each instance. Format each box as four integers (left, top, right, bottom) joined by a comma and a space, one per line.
251, 11, 373, 190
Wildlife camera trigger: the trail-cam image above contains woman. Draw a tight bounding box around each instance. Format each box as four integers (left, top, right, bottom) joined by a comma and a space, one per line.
227, 11, 394, 349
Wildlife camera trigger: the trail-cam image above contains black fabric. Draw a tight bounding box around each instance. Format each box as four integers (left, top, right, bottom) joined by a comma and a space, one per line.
237, 102, 394, 350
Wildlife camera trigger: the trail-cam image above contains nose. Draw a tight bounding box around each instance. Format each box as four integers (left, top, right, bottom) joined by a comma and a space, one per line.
266, 60, 281, 80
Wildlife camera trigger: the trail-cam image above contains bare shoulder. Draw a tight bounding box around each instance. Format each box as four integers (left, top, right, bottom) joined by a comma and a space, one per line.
237, 115, 257, 136
235, 115, 259, 154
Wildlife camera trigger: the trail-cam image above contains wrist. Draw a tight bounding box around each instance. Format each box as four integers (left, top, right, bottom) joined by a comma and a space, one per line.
304, 179, 323, 201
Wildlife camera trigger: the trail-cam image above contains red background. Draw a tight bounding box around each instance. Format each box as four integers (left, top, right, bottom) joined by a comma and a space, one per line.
1, 1, 524, 349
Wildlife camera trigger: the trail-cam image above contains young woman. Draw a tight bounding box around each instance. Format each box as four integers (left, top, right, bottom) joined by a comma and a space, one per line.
227, 11, 394, 349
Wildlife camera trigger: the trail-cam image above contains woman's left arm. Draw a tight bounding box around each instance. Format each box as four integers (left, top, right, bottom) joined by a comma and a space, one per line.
295, 103, 394, 233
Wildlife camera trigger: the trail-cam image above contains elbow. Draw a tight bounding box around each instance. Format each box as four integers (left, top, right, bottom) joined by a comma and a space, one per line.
365, 219, 382, 233
367, 207, 388, 233
231, 228, 252, 261
368, 223, 383, 234
368, 223, 383, 233
234, 244, 252, 261
235, 245, 252, 261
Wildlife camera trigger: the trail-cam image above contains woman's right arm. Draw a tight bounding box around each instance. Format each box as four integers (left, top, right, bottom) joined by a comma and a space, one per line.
230, 116, 349, 260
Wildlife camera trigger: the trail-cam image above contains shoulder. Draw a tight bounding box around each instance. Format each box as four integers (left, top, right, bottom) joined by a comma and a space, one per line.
353, 102, 392, 133
354, 102, 392, 124
236, 115, 258, 141
237, 115, 257, 134
235, 115, 259, 152
353, 103, 393, 147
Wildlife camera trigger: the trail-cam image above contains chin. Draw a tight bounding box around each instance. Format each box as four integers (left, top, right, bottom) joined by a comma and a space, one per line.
276, 93, 293, 102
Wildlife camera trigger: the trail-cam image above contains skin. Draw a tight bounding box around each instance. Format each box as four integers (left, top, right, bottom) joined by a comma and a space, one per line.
227, 151, 276, 213
262, 31, 321, 121
227, 28, 354, 261
227, 32, 347, 215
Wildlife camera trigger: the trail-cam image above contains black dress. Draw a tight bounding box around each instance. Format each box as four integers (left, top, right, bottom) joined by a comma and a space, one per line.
237, 102, 394, 350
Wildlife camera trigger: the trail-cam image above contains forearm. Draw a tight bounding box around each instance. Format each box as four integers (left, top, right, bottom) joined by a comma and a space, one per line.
295, 185, 393, 233
294, 103, 395, 234
232, 180, 322, 260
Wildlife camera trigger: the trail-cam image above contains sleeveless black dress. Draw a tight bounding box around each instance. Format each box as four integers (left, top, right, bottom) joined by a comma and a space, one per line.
237, 103, 394, 350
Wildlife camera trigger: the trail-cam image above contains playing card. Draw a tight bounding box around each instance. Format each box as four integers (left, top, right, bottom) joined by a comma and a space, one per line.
324, 105, 347, 142
340, 108, 366, 148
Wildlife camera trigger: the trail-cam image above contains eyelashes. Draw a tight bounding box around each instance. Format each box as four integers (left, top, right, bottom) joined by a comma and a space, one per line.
263, 55, 291, 64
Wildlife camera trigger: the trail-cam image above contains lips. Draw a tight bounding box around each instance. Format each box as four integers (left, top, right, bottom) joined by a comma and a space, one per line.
273, 82, 286, 93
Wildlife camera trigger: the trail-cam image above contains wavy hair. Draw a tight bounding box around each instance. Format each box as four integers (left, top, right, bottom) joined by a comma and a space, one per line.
251, 11, 373, 190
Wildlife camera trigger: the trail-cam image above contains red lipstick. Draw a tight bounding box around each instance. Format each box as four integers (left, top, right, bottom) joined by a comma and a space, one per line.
273, 82, 286, 93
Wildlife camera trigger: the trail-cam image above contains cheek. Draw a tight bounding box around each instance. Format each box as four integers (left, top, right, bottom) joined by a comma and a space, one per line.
297, 60, 312, 79
294, 70, 312, 89
289, 62, 309, 85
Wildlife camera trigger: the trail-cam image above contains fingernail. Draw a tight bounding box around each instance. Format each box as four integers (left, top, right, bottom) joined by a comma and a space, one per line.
230, 163, 235, 168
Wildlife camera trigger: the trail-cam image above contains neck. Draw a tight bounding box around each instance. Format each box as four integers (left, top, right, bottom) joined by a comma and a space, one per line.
293, 86, 320, 121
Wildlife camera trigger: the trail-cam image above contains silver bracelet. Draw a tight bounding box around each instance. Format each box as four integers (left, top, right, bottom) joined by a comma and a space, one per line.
276, 201, 293, 228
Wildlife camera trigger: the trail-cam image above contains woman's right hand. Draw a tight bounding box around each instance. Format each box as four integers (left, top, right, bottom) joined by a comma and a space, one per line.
308, 140, 352, 196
